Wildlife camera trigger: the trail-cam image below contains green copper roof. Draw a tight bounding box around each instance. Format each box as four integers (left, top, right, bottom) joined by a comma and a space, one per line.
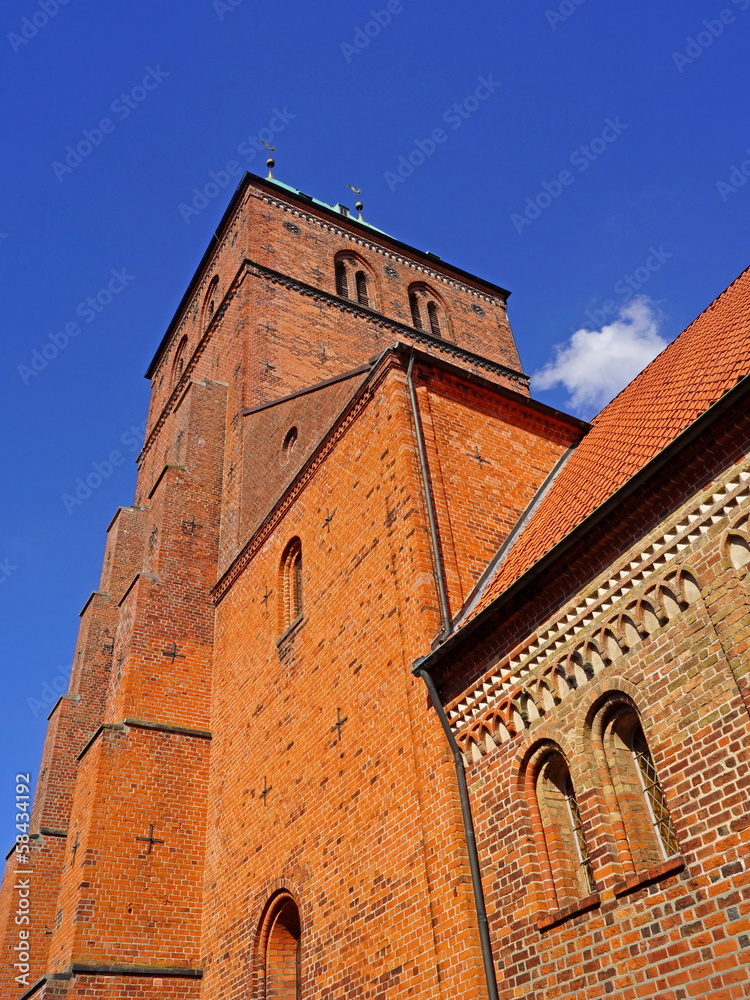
267, 177, 389, 236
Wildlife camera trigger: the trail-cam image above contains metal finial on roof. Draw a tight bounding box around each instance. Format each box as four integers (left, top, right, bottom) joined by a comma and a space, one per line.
261, 141, 276, 179
347, 185, 364, 220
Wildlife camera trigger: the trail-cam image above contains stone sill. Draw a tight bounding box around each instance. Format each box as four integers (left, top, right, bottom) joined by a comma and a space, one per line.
613, 855, 685, 897
276, 614, 305, 647
536, 891, 601, 932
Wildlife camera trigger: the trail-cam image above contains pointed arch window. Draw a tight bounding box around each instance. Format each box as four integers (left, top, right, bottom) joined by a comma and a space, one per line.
602, 705, 679, 867
535, 751, 595, 906
260, 893, 301, 1000
333, 254, 376, 309
279, 538, 303, 633
202, 275, 219, 330
407, 283, 449, 339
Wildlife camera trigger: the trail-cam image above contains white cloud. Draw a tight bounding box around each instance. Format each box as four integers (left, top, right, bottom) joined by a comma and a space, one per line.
532, 296, 667, 417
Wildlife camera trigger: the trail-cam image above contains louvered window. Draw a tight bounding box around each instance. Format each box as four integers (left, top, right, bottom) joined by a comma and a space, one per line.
335, 260, 348, 298
355, 270, 369, 306
409, 291, 422, 329
427, 300, 441, 337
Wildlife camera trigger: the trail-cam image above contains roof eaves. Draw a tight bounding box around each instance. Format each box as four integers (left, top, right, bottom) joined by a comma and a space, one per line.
414, 370, 750, 679
144, 171, 515, 380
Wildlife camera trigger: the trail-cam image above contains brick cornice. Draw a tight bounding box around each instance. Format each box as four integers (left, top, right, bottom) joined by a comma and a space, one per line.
244, 258, 526, 386
452, 459, 750, 764
139, 256, 526, 467
256, 189, 510, 303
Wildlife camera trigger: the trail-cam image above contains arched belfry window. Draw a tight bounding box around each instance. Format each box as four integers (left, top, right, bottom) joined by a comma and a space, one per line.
427, 300, 441, 337
172, 335, 188, 387
202, 275, 219, 329
409, 290, 422, 329
601, 702, 679, 868
407, 283, 449, 339
334, 253, 375, 308
279, 538, 303, 633
335, 259, 349, 298
535, 751, 595, 906
259, 893, 301, 1000
355, 270, 370, 306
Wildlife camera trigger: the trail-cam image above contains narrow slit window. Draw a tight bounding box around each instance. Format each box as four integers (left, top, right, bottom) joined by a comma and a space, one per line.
172, 335, 188, 386
536, 752, 595, 907
603, 705, 679, 869
409, 291, 422, 329
630, 720, 680, 859
280, 538, 303, 633
355, 270, 369, 307
335, 260, 349, 298
427, 300, 441, 337
202, 276, 219, 329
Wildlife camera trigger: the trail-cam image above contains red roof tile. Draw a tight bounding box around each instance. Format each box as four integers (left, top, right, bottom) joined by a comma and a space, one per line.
470, 266, 750, 616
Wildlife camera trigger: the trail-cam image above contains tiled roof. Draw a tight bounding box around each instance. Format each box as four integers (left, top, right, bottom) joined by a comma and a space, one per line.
470, 266, 750, 616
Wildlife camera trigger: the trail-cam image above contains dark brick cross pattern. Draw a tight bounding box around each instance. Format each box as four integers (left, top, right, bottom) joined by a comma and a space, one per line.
467, 446, 490, 468
181, 515, 203, 534
135, 824, 165, 855
162, 642, 185, 662
330, 708, 348, 744
259, 777, 272, 806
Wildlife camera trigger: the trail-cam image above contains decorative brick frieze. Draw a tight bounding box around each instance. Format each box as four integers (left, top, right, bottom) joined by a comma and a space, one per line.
450, 463, 750, 761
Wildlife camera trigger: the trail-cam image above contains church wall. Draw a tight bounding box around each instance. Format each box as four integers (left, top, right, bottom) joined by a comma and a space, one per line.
438, 415, 750, 997
413, 365, 582, 615
47, 723, 209, 974
204, 366, 491, 1000
0, 832, 66, 996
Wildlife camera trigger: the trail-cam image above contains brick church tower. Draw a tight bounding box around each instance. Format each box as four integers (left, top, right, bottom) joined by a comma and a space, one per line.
2, 170, 749, 999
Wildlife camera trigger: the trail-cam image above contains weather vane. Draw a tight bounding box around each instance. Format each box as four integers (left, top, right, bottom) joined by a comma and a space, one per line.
262, 141, 276, 179
347, 184, 364, 220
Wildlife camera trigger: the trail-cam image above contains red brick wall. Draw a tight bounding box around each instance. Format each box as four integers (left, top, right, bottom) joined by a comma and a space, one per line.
436, 415, 750, 998
204, 367, 490, 1000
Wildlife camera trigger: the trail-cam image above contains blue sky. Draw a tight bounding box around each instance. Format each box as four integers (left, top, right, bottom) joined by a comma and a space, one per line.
2, 0, 749, 837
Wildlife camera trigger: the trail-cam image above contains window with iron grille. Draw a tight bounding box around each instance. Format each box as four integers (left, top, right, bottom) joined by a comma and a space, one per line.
536, 751, 596, 906
630, 721, 680, 859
